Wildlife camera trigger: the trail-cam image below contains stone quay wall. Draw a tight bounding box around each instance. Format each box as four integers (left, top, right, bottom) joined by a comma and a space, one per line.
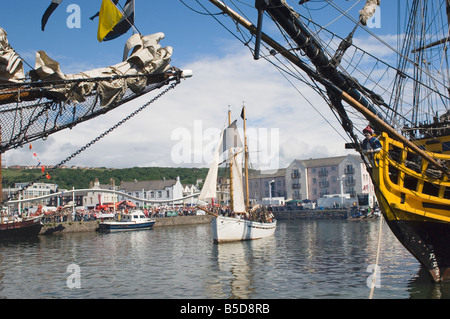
39, 215, 213, 235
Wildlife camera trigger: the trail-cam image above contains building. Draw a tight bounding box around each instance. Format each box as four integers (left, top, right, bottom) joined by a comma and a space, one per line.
285, 155, 374, 202
84, 178, 118, 209
13, 182, 58, 200
182, 183, 200, 206
119, 176, 184, 207
248, 169, 286, 204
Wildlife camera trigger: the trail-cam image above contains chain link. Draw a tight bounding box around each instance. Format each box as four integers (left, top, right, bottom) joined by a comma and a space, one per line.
3, 81, 179, 204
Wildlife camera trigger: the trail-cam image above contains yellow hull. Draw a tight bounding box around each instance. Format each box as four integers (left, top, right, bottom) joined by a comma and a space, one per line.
372, 133, 450, 282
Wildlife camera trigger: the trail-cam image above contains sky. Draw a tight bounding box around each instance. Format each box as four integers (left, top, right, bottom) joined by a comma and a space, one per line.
1, 0, 400, 170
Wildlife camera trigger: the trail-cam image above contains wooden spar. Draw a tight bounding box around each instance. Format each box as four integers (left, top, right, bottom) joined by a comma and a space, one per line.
207, 0, 447, 173
411, 37, 450, 53
197, 205, 218, 217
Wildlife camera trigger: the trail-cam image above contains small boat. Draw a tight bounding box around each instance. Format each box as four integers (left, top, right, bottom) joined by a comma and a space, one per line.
98, 210, 155, 232
198, 106, 277, 243
212, 215, 276, 243
0, 215, 43, 238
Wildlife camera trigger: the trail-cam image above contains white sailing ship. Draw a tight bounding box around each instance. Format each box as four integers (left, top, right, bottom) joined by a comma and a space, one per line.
198, 107, 276, 243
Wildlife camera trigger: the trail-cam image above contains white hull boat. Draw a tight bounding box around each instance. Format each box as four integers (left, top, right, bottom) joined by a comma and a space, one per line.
212, 215, 277, 243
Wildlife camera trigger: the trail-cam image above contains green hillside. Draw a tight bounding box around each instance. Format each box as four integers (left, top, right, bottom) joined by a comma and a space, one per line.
2, 167, 214, 189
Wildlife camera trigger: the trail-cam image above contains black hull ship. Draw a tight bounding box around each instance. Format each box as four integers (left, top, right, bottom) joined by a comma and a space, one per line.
0, 216, 42, 239
205, 0, 450, 282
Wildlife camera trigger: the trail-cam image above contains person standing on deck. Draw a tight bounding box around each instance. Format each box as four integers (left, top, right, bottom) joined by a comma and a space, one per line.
362, 125, 382, 155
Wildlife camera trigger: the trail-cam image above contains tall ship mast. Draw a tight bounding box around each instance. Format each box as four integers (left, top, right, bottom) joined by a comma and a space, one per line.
204, 0, 450, 282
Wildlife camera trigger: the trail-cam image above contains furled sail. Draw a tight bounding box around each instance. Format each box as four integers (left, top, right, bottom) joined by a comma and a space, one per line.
0, 28, 25, 83
34, 32, 173, 107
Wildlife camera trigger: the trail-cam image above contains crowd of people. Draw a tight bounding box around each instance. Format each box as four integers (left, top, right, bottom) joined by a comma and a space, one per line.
40, 205, 204, 224
200, 204, 275, 223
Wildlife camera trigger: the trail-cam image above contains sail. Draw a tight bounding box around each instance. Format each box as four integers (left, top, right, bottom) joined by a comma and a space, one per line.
230, 149, 246, 213
222, 120, 243, 152
199, 129, 224, 203
199, 117, 246, 212
225, 120, 246, 213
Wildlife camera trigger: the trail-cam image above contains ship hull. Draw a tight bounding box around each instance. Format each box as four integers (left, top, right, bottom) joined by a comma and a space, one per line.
372, 133, 450, 282
0, 217, 43, 239
376, 190, 450, 282
212, 216, 277, 243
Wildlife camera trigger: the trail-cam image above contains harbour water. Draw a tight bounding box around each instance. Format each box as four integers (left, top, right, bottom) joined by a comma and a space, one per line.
1, 218, 449, 300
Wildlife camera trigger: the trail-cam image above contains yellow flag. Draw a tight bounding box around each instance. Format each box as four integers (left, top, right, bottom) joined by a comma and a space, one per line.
97, 0, 123, 42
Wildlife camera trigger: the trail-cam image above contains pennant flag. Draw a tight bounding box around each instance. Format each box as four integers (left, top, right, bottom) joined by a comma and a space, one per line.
97, 0, 124, 42
92, 0, 135, 42
42, 0, 63, 31
46, 174, 51, 180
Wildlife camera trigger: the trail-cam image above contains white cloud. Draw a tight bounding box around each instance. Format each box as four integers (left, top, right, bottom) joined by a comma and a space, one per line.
4, 47, 356, 169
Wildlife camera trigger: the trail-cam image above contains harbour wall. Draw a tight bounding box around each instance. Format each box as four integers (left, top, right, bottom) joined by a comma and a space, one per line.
39, 215, 213, 235
272, 209, 350, 220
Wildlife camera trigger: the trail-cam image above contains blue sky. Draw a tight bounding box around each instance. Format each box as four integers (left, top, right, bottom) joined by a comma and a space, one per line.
2, 1, 401, 170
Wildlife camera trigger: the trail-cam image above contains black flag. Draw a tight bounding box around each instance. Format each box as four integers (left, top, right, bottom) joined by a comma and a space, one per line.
42, 0, 63, 31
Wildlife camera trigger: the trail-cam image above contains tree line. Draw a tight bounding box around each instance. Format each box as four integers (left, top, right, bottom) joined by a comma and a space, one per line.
2, 167, 215, 190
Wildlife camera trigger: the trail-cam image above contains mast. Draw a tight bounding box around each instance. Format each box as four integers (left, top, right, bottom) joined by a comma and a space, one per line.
228, 108, 234, 212
242, 103, 250, 209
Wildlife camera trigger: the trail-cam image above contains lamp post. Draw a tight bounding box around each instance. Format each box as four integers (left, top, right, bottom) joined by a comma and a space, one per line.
338, 175, 345, 208
269, 179, 275, 205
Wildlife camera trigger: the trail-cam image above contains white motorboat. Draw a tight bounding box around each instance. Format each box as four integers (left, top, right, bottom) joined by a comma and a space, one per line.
98, 210, 155, 232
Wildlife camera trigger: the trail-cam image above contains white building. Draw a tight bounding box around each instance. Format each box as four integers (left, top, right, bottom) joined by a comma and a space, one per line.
119, 176, 184, 207
182, 184, 200, 206
84, 178, 117, 208
285, 155, 375, 203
